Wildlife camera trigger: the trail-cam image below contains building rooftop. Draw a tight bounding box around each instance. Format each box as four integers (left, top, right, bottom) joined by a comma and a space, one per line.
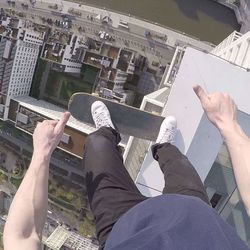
44, 225, 70, 249
136, 47, 250, 197
13, 96, 95, 135
100, 68, 116, 82
12, 96, 127, 156
63, 232, 98, 250
116, 49, 133, 72
100, 44, 120, 59
42, 30, 72, 63
143, 87, 170, 105
0, 19, 19, 39
0, 16, 46, 42
15, 105, 87, 157
83, 51, 113, 69
42, 42, 65, 63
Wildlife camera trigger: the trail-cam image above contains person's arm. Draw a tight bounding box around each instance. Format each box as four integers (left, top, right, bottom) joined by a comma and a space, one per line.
3, 112, 70, 250
193, 85, 250, 216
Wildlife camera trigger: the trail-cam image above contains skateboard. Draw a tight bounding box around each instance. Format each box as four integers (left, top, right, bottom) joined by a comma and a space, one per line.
68, 93, 165, 141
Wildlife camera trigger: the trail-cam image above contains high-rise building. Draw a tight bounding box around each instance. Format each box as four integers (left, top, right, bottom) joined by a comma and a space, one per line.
123, 31, 250, 245
237, 0, 250, 33
0, 191, 11, 215
0, 38, 39, 94
0, 16, 45, 120
42, 34, 84, 74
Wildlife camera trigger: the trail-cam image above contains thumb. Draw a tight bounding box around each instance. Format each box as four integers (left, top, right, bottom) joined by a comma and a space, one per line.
54, 112, 70, 135
193, 85, 210, 108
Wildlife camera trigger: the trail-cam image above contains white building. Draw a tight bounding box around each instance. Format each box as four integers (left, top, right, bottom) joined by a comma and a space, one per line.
42, 34, 86, 74
60, 35, 85, 73
238, 0, 250, 33
123, 34, 250, 244
0, 37, 41, 120
212, 30, 250, 69
20, 28, 45, 46
0, 17, 45, 46
112, 49, 135, 86
112, 70, 128, 91
43, 227, 98, 250
0, 17, 45, 120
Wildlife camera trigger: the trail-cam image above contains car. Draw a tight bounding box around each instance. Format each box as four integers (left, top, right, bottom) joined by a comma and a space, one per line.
49, 222, 56, 227
105, 33, 110, 40
68, 21, 72, 29
100, 32, 105, 39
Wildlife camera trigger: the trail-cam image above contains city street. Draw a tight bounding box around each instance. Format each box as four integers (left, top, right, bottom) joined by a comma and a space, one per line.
0, 0, 196, 64
0, 128, 85, 188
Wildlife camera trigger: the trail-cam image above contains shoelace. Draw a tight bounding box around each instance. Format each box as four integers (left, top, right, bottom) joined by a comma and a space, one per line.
94, 112, 111, 128
160, 127, 175, 143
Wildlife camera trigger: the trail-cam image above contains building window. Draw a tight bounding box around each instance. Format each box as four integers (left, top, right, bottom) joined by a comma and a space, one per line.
210, 193, 223, 208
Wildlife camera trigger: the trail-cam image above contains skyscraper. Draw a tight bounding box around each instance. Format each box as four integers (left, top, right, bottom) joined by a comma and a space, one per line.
0, 17, 45, 120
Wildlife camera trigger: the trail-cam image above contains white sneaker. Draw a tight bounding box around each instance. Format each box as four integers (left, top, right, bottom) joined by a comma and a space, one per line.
91, 101, 115, 130
156, 116, 177, 144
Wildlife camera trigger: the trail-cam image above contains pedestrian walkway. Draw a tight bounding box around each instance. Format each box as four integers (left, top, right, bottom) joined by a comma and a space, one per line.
19, 0, 214, 51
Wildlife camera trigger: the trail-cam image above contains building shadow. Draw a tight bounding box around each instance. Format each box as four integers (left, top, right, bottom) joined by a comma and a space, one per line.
174, 0, 240, 29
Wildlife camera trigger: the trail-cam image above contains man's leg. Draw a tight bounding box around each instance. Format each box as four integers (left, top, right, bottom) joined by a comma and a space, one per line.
152, 142, 210, 205
83, 127, 147, 249
153, 116, 210, 205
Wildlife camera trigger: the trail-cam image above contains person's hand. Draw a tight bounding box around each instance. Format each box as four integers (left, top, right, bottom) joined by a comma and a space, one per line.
193, 85, 237, 135
33, 112, 70, 158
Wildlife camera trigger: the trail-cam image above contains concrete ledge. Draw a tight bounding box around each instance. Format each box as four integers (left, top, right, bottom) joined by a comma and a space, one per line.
137, 47, 250, 197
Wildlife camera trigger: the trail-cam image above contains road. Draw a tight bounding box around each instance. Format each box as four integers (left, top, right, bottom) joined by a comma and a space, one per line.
0, 129, 85, 188
0, 1, 172, 181
0, 0, 176, 63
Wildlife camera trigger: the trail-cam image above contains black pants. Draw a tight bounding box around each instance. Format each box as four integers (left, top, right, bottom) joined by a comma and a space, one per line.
83, 127, 210, 249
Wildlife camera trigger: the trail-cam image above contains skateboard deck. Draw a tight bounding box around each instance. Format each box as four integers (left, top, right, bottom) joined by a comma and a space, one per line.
68, 93, 165, 141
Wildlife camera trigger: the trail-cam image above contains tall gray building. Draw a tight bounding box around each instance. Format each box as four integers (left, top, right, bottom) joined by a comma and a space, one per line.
0, 17, 44, 120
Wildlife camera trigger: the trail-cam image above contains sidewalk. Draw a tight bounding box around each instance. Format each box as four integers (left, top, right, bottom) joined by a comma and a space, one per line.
18, 0, 214, 51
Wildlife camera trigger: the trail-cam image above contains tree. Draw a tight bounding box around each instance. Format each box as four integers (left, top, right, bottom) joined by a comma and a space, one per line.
78, 217, 95, 237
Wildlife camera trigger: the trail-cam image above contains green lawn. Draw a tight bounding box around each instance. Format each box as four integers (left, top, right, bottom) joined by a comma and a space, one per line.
10, 177, 23, 188
78, 217, 95, 236
81, 65, 100, 83
45, 70, 61, 97
49, 194, 76, 211
59, 78, 93, 101
45, 66, 99, 102
133, 92, 144, 108
0, 172, 8, 183
0, 234, 3, 250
